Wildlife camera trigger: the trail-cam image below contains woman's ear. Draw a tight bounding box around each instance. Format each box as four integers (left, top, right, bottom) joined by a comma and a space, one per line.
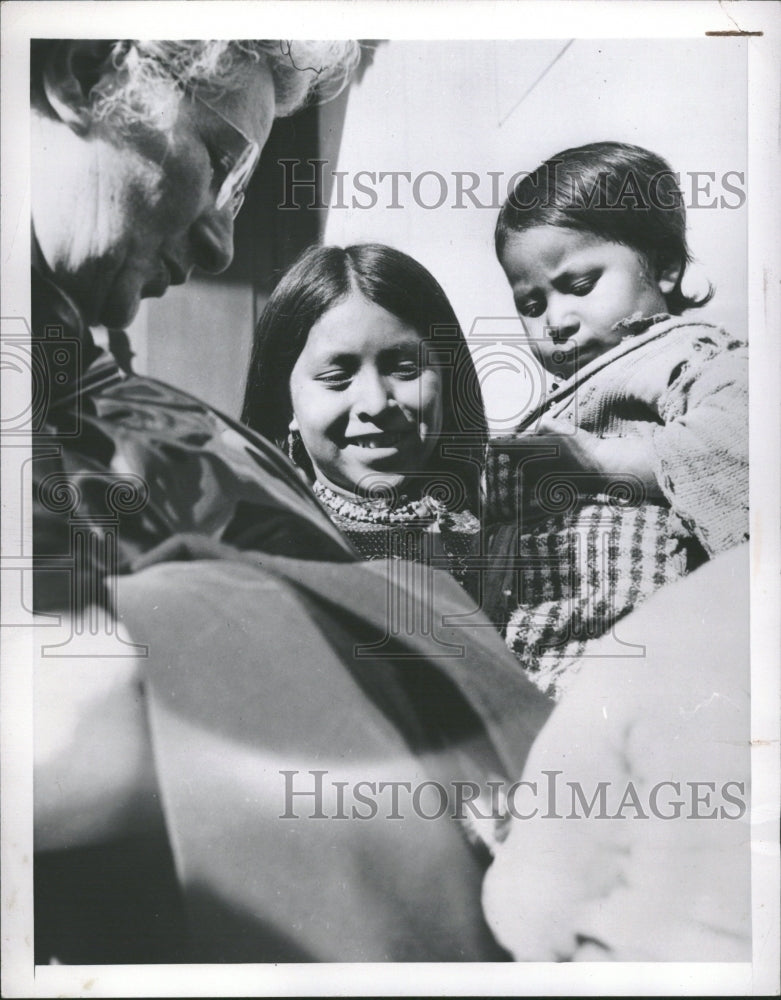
42, 41, 116, 134
656, 259, 682, 296
289, 416, 300, 432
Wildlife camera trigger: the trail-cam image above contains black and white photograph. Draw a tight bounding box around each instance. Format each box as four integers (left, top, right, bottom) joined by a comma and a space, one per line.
1, 1, 779, 996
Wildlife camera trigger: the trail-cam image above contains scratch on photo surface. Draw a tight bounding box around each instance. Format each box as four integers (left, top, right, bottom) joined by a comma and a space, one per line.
498, 39, 574, 128
678, 691, 743, 718
706, 1, 763, 36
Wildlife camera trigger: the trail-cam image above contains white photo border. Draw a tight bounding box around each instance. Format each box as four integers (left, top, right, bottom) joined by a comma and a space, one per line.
2, 2, 778, 996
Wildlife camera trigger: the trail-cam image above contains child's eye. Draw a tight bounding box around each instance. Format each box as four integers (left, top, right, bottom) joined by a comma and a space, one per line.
518, 298, 545, 319
569, 275, 598, 296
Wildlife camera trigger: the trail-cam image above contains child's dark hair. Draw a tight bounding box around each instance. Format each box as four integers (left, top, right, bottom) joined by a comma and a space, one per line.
496, 141, 712, 315
242, 243, 488, 511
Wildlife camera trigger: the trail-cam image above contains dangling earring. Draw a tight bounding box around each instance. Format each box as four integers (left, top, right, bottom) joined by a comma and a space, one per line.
286, 427, 307, 469
287, 427, 300, 463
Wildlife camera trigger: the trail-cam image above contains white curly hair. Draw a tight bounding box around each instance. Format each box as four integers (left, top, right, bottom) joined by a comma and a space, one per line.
83, 40, 360, 128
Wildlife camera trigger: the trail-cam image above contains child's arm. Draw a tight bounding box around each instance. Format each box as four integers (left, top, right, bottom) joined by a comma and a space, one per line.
650, 339, 749, 557
531, 414, 665, 501
483, 416, 665, 525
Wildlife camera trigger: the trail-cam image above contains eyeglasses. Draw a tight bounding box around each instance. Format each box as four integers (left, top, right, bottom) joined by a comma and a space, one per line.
189, 90, 261, 220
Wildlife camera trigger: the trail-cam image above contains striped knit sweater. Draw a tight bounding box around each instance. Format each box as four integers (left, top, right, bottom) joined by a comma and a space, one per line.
483, 314, 749, 698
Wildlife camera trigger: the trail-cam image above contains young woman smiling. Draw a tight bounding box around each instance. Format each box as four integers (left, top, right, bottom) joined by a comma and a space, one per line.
242, 243, 489, 580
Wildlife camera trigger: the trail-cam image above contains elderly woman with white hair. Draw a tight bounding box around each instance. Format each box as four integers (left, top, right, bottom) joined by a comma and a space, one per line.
31, 39, 362, 625
29, 39, 552, 964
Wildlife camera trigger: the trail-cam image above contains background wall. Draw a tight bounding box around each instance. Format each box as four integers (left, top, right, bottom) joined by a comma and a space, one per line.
128, 39, 747, 429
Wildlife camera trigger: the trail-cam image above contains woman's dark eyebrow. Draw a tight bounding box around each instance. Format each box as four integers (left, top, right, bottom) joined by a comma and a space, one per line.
313, 338, 423, 366
315, 351, 357, 366
378, 339, 423, 353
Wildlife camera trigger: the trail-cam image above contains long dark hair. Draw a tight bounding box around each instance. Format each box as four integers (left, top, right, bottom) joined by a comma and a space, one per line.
496, 141, 712, 315
242, 243, 488, 511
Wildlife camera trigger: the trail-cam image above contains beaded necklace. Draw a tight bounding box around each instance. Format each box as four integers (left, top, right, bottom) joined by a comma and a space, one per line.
313, 480, 451, 526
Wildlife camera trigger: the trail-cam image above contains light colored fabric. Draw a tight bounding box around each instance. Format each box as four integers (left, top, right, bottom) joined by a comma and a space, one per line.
482, 544, 752, 962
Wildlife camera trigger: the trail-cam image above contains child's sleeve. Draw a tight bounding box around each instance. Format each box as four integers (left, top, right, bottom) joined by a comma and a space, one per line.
650, 329, 748, 557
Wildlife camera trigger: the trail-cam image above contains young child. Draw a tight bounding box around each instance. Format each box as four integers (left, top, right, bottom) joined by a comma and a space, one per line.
483, 142, 748, 698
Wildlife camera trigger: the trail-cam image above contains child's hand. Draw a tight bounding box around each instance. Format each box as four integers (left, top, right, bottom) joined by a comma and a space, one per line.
521, 416, 663, 513
533, 415, 606, 476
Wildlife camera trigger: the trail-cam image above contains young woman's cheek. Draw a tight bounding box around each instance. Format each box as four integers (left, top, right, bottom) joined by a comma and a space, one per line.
418, 371, 445, 437
292, 382, 344, 442
315, 390, 351, 439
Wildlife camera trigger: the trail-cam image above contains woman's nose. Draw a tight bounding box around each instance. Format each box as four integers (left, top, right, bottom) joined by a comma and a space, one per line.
189, 207, 235, 275
353, 370, 393, 420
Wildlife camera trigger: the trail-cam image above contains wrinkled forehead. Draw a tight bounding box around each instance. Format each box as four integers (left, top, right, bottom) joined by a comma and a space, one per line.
68, 47, 276, 156
191, 60, 277, 146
